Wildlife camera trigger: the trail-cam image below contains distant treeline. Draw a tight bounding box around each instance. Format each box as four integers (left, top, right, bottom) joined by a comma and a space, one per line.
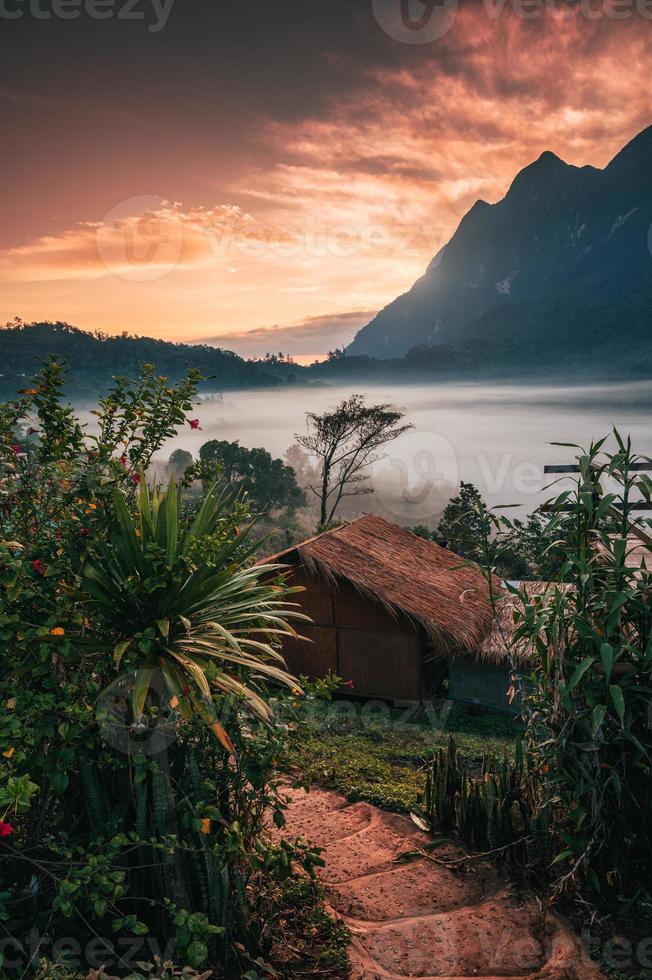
0, 321, 291, 399
2, 317, 649, 400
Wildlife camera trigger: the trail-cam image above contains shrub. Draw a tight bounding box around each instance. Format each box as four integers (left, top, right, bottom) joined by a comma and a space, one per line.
449, 433, 652, 908
0, 359, 331, 977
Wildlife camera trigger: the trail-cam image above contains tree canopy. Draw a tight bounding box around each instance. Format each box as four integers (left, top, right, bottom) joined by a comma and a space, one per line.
296, 394, 412, 527
199, 438, 305, 514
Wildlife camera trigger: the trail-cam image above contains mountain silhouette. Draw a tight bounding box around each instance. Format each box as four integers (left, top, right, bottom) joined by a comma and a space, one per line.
347, 126, 652, 375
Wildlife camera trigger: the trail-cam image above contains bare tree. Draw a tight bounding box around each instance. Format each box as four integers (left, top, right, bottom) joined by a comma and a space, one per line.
296, 394, 413, 527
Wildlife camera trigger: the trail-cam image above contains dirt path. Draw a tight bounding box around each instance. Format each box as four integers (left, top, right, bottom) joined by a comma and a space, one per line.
278, 787, 602, 980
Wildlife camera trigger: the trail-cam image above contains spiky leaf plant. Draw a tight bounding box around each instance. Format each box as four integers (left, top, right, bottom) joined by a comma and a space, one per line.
80, 477, 307, 749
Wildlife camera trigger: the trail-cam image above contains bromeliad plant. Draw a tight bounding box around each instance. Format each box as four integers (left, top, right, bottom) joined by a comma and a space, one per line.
81, 478, 306, 753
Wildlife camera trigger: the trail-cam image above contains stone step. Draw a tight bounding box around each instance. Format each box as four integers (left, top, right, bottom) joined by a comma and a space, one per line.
330, 857, 493, 921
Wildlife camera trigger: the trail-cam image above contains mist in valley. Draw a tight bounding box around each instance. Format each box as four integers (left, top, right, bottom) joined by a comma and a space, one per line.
78, 379, 652, 534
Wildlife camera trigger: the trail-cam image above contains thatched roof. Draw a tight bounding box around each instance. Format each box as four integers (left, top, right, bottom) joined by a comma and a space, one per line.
595, 534, 652, 570
263, 514, 495, 653
476, 581, 567, 667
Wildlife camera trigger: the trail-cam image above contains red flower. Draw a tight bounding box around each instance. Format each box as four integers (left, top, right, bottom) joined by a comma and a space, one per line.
27, 427, 38, 436
80, 528, 91, 538
0, 822, 14, 838
131, 472, 141, 485
9, 445, 21, 455
188, 419, 202, 430
31, 559, 45, 576
119, 454, 128, 468
54, 531, 62, 541
344, 679, 354, 689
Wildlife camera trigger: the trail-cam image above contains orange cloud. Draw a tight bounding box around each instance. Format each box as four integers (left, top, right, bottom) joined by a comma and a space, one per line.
2, 6, 651, 348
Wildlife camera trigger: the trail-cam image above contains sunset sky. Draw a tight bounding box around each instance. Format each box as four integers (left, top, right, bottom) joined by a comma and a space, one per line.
1, 0, 651, 360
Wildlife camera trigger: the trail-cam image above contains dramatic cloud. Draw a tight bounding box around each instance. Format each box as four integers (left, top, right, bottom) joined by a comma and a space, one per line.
2, 3, 651, 350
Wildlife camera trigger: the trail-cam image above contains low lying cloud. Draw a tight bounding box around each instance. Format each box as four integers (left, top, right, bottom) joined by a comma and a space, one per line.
205, 310, 377, 361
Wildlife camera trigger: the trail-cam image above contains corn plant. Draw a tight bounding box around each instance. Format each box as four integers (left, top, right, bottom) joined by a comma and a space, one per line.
456, 432, 652, 907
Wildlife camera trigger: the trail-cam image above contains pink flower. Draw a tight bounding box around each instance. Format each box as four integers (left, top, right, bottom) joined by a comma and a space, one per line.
188, 419, 202, 430
119, 454, 128, 468
31, 559, 45, 576
131, 473, 141, 485
0, 822, 14, 838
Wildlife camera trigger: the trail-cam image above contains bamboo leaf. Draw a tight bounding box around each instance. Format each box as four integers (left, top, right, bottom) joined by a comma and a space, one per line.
568, 656, 594, 692
609, 685, 626, 726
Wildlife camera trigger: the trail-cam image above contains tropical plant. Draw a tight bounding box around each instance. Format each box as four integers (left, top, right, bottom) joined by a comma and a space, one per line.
0, 359, 340, 977
420, 735, 552, 874
454, 433, 652, 908
80, 478, 306, 750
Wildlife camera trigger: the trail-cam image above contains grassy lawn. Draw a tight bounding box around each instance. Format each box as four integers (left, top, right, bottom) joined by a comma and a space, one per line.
290, 701, 523, 814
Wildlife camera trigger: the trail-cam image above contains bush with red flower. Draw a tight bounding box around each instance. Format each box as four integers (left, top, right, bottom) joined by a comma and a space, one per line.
0, 358, 341, 977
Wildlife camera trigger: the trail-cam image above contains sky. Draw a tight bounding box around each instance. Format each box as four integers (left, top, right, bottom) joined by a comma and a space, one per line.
1, 0, 651, 361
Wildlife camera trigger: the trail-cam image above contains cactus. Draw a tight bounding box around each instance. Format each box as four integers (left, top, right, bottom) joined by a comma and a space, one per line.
422, 736, 551, 879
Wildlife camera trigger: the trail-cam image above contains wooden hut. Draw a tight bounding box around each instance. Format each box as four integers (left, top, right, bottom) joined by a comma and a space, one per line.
447, 581, 556, 714
262, 515, 497, 703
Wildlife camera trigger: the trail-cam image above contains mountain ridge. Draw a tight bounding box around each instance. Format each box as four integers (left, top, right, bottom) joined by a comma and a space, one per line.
347, 125, 652, 367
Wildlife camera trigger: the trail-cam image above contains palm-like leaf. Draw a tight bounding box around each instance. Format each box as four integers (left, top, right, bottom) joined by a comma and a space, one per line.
81, 478, 307, 747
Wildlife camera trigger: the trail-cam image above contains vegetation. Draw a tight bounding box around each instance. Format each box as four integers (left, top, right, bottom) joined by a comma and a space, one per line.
296, 394, 412, 527
413, 480, 564, 580
0, 359, 347, 977
198, 440, 305, 517
421, 736, 550, 871
290, 697, 521, 814
434, 437, 652, 910
0, 321, 282, 401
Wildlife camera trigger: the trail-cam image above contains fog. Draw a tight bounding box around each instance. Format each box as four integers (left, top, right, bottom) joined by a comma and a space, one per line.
138, 380, 652, 526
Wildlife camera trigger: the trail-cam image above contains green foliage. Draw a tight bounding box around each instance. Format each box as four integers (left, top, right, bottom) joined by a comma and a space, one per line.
0, 359, 335, 977
425, 481, 564, 580
80, 477, 305, 736
420, 735, 551, 872
515, 435, 652, 903
290, 699, 519, 814
454, 433, 652, 908
198, 439, 305, 515
0, 320, 280, 400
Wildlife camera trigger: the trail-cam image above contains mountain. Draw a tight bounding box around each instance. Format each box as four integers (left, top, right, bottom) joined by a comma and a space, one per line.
347, 126, 652, 373
0, 322, 286, 400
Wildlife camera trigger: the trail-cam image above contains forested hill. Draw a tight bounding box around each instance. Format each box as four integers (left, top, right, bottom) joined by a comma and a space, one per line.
0, 322, 287, 399
348, 124, 652, 368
